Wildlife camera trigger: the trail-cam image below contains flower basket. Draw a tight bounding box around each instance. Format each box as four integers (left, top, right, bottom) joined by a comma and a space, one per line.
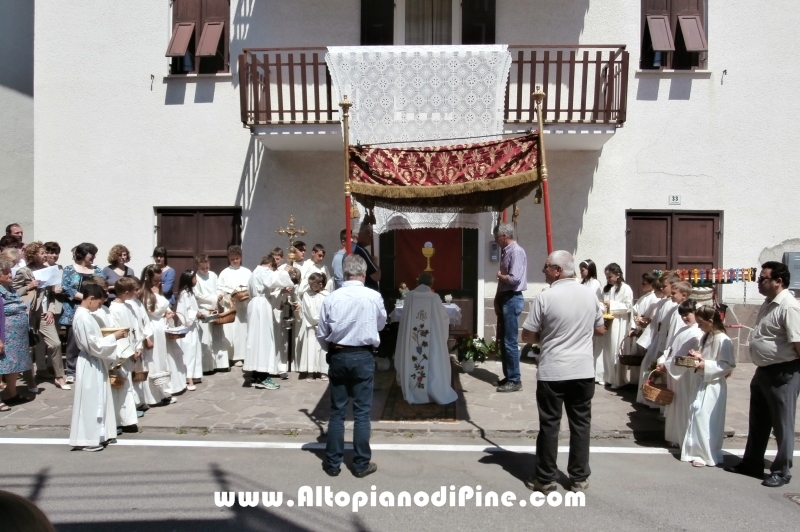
461, 359, 475, 373
450, 336, 498, 364
149, 370, 171, 391
214, 308, 236, 325
109, 373, 126, 390
641, 370, 674, 405
231, 289, 250, 302
131, 357, 148, 383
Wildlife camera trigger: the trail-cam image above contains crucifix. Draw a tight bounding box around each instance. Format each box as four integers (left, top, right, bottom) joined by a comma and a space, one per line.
276, 215, 307, 264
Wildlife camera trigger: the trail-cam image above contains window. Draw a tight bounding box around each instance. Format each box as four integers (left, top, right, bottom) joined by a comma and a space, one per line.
360, 0, 495, 46
166, 0, 230, 75
640, 0, 707, 70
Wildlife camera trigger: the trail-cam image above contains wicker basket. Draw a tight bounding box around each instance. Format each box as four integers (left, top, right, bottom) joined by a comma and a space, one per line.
131, 358, 148, 383
214, 309, 236, 325
675, 356, 700, 368
231, 289, 250, 302
165, 313, 188, 340
641, 370, 674, 405
149, 370, 171, 390
109, 373, 126, 389
619, 354, 645, 366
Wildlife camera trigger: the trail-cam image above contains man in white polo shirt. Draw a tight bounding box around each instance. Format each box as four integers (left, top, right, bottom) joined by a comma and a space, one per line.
521, 250, 604, 494
725, 261, 800, 488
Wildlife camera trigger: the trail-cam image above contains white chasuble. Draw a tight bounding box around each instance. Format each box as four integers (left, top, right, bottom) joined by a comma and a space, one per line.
599, 283, 634, 388
176, 289, 203, 380
661, 323, 704, 444
681, 332, 736, 466
637, 299, 677, 407
244, 267, 293, 374
69, 307, 120, 447
125, 298, 155, 406
218, 265, 252, 361
108, 302, 139, 427
144, 294, 172, 403
195, 270, 228, 372
295, 290, 329, 374
394, 285, 457, 405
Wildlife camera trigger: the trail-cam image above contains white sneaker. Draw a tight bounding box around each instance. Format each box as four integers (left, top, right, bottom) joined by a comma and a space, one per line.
65, 375, 75, 384
234, 361, 243, 367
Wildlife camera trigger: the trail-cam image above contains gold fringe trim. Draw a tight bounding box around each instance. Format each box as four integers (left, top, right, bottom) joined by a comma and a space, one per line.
349, 169, 540, 200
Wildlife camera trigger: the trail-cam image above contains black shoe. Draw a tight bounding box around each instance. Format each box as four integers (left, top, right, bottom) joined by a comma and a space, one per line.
496, 381, 522, 393
323, 464, 341, 477
723, 463, 764, 479
354, 462, 377, 478
493, 378, 509, 387
121, 424, 139, 433
762, 473, 791, 488
103, 438, 117, 446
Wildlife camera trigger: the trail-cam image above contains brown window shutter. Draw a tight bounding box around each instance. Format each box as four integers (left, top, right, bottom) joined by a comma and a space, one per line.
646, 15, 675, 51
677, 15, 707, 51
165, 22, 196, 57
197, 22, 224, 56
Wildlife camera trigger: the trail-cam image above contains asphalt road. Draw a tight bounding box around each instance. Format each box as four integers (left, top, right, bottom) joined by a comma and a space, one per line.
1, 432, 799, 532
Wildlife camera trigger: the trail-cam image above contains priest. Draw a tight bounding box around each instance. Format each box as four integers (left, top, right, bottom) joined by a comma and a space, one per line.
394, 273, 457, 405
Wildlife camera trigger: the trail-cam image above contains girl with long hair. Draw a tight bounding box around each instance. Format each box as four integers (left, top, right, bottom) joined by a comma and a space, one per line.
598, 263, 634, 389
679, 306, 735, 467
176, 270, 203, 390
139, 265, 176, 406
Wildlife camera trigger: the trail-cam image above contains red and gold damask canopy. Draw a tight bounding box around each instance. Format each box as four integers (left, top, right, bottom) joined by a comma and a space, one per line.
348, 133, 540, 212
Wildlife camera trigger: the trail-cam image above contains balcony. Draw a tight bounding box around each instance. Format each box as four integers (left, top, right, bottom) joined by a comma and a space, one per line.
238, 45, 629, 151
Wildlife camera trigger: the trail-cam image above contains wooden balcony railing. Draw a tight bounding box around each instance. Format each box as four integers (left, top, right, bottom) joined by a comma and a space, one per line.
239, 45, 629, 128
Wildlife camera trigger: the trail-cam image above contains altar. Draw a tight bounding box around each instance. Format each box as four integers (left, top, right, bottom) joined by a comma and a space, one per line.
389, 301, 462, 326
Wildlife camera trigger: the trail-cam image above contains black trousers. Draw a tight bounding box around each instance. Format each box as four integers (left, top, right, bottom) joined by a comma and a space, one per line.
535, 378, 594, 482
741, 359, 800, 478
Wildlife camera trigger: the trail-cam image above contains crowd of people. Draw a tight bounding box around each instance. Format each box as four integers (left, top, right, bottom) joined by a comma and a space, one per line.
2, 220, 798, 488
0, 221, 379, 453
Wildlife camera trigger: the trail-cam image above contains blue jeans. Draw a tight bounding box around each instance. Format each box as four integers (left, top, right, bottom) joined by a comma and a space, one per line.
498, 291, 524, 383
325, 349, 375, 472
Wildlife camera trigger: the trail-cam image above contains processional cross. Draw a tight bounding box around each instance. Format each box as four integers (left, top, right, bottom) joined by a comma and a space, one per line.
276, 215, 307, 263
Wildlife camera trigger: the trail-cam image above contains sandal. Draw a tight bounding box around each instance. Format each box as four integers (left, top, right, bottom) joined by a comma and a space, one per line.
4, 394, 33, 406
691, 460, 706, 468
320, 374, 329, 381
0, 403, 10, 412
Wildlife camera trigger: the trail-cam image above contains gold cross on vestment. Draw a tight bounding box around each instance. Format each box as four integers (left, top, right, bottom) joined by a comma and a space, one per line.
276, 215, 307, 263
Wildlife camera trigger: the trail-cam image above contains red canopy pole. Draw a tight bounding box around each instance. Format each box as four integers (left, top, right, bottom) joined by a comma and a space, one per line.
501, 209, 507, 223
340, 95, 353, 255
533, 85, 553, 255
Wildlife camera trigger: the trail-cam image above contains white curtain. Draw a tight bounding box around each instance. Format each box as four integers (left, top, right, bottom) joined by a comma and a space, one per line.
406, 0, 452, 45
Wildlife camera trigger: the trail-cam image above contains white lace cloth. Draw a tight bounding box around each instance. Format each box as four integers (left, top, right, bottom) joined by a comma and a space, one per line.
326, 45, 512, 230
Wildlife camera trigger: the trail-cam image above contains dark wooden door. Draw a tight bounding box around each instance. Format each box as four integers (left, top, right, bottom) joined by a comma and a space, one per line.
626, 211, 720, 298
156, 208, 241, 275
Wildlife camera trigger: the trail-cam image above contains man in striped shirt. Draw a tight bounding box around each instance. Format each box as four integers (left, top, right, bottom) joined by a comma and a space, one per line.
493, 223, 528, 392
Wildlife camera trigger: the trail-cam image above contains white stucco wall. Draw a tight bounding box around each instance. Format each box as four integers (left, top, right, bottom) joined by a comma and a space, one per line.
0, 0, 35, 236
28, 0, 800, 306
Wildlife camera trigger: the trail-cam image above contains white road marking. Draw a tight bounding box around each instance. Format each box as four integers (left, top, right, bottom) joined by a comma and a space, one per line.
0, 437, 797, 456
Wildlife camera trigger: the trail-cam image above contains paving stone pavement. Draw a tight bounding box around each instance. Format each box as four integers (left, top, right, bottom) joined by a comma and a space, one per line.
1, 358, 797, 440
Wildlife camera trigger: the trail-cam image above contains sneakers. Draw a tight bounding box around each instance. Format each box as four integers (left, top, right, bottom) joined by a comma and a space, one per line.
496, 381, 522, 393
160, 396, 177, 406
571, 479, 589, 492
354, 462, 378, 478
65, 375, 75, 384
524, 477, 557, 493
279, 372, 289, 380
254, 377, 280, 390
234, 361, 243, 367
493, 377, 508, 387
73, 445, 103, 452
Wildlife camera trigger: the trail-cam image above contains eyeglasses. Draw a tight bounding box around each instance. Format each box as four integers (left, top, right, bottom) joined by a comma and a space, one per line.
542, 263, 559, 270
757, 276, 773, 283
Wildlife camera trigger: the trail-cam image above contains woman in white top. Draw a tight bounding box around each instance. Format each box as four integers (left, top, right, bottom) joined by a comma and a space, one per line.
139, 265, 176, 406
599, 263, 634, 389
579, 259, 604, 384
176, 270, 204, 391
679, 306, 736, 467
